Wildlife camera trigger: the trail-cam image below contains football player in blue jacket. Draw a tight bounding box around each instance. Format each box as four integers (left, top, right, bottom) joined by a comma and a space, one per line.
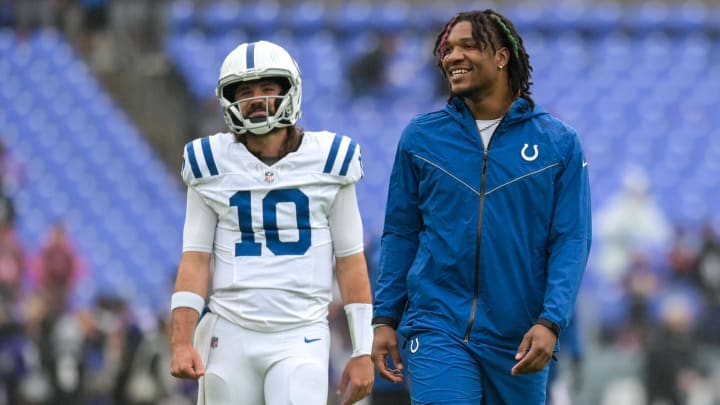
371, 10, 592, 405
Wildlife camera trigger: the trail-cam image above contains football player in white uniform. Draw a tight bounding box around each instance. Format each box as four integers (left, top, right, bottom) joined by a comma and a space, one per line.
169, 40, 374, 405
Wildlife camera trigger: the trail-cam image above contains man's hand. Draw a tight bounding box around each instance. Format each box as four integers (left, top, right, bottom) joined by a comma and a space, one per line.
170, 343, 205, 380
511, 324, 557, 375
371, 325, 403, 383
337, 355, 374, 405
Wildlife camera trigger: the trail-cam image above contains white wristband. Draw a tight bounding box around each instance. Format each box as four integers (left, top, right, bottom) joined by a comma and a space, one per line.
171, 291, 205, 315
344, 303, 373, 358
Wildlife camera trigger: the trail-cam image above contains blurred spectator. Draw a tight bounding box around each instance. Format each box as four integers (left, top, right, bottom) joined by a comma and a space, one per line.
547, 313, 584, 405
0, 142, 18, 231
594, 167, 672, 282
643, 294, 701, 405
347, 34, 396, 98
694, 222, 720, 302
0, 221, 25, 306
693, 222, 720, 343
80, 294, 143, 405
18, 294, 54, 405
619, 253, 659, 347
0, 181, 15, 230
667, 225, 698, 282
47, 309, 86, 404
78, 0, 113, 71
0, 296, 27, 405
31, 222, 85, 314
123, 316, 189, 405
79, 0, 109, 38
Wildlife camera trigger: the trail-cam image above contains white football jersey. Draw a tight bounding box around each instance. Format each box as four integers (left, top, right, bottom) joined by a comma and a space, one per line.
181, 131, 363, 332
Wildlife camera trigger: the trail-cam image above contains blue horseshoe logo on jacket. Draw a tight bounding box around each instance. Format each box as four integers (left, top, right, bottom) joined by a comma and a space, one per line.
521, 144, 539, 161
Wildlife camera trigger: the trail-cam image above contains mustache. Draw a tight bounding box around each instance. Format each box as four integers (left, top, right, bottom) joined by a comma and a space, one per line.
248, 103, 268, 115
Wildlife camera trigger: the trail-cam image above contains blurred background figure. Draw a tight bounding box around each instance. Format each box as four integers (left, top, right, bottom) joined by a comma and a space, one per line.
594, 166, 672, 283
0, 287, 28, 405
547, 313, 584, 405
0, 214, 23, 306
80, 294, 143, 405
31, 222, 85, 316
643, 293, 701, 405
693, 223, 720, 344
347, 34, 397, 98
77, 0, 112, 70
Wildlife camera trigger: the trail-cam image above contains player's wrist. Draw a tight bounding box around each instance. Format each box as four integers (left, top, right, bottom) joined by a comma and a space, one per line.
535, 318, 561, 337
371, 316, 398, 329
344, 303, 373, 357
170, 338, 194, 349
171, 291, 206, 315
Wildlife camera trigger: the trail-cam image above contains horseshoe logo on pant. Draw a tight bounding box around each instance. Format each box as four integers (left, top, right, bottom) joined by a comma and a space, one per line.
409, 337, 420, 353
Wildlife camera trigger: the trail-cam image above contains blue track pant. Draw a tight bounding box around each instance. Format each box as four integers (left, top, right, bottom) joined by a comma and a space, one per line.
404, 330, 549, 404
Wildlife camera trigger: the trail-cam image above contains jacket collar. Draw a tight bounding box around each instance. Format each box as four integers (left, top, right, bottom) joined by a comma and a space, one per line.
445, 97, 545, 131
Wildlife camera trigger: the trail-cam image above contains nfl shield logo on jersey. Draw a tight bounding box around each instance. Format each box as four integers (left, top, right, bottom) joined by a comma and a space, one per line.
211, 336, 219, 348
264, 171, 275, 183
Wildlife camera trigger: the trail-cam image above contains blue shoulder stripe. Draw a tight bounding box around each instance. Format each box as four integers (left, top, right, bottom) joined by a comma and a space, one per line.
186, 142, 202, 179
201, 137, 219, 176
323, 135, 343, 174
339, 140, 358, 176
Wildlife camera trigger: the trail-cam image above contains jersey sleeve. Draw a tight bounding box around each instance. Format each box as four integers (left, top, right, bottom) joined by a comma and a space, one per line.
321, 133, 364, 185
329, 184, 365, 257
181, 136, 221, 186
182, 186, 217, 253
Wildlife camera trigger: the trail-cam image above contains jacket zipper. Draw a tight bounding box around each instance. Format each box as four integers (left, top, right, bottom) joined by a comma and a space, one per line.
464, 146, 489, 343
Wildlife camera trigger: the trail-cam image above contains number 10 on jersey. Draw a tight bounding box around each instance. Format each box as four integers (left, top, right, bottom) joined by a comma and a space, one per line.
230, 189, 311, 256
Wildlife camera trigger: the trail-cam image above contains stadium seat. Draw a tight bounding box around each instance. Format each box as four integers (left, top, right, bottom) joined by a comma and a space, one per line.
369, 1, 411, 34
234, 1, 281, 36
582, 3, 624, 35
0, 29, 185, 315
332, 1, 374, 34
284, 1, 329, 34
167, 0, 196, 34
665, 3, 711, 33
199, 1, 242, 37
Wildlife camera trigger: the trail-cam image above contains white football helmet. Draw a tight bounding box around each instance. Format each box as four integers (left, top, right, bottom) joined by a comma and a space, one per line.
217, 40, 302, 135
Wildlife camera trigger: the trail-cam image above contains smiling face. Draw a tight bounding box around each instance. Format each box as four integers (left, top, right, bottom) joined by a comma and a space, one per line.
441, 21, 507, 100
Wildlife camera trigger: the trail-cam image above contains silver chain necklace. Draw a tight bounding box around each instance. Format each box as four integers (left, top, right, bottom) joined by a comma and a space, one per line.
477, 117, 503, 133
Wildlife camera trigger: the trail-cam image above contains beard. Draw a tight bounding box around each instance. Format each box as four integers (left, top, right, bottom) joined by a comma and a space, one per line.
450, 86, 480, 99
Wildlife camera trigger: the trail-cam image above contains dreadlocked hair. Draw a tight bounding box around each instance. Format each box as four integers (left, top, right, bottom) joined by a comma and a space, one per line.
432, 9, 534, 109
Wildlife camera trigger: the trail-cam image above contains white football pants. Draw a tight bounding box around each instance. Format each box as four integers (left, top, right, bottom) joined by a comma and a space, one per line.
195, 314, 330, 405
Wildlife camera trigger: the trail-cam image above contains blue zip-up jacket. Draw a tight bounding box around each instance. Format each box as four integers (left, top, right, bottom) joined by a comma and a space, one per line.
373, 97, 591, 348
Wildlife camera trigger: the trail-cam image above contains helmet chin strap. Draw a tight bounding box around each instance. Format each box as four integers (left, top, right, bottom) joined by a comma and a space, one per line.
246, 123, 274, 135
